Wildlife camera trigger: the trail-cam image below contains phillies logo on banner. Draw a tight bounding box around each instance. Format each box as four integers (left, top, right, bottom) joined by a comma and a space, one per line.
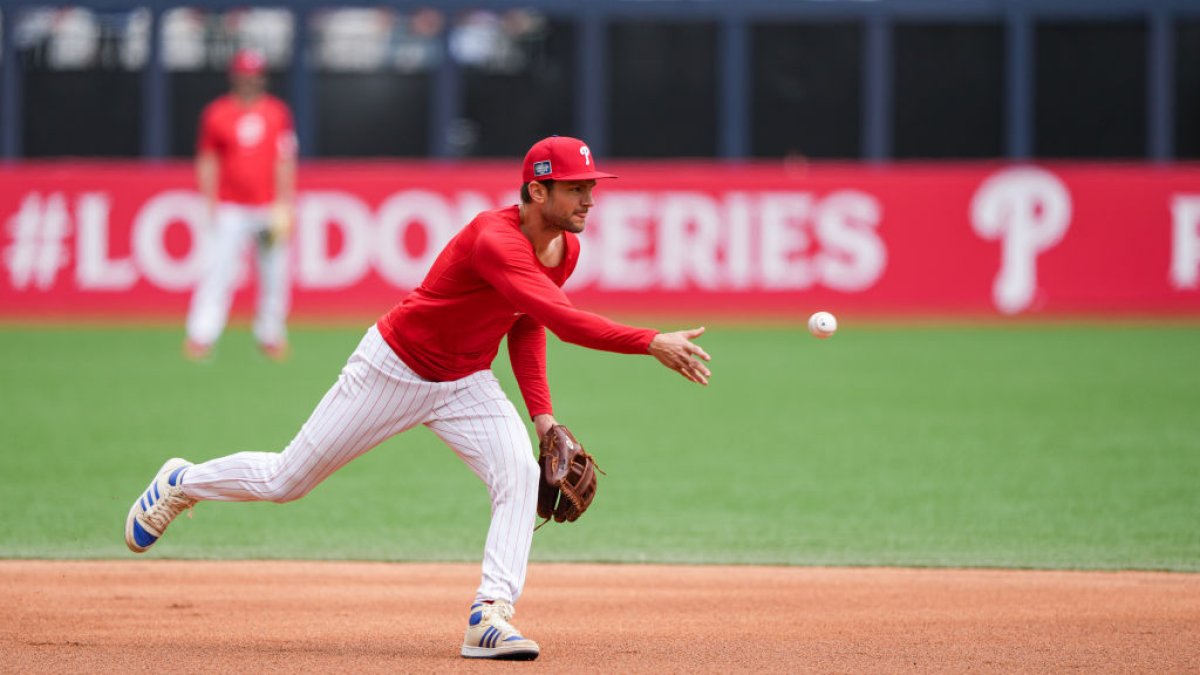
970, 167, 1072, 315
1, 162, 1199, 317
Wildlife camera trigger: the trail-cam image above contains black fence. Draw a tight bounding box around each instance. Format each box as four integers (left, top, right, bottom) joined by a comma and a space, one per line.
1, 0, 1198, 161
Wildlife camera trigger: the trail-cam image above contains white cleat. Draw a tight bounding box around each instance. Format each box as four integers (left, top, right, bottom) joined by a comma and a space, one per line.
124, 458, 196, 553
460, 600, 540, 660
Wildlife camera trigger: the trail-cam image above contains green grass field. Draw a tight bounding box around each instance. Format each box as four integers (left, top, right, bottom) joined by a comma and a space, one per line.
0, 322, 1197, 570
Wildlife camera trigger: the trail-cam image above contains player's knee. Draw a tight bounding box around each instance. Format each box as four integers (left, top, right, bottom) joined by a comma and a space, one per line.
267, 477, 314, 503
265, 486, 304, 503
262, 468, 313, 503
488, 452, 538, 503
517, 453, 539, 492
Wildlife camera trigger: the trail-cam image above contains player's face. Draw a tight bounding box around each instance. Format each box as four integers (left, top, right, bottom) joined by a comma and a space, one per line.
542, 180, 596, 234
231, 73, 267, 99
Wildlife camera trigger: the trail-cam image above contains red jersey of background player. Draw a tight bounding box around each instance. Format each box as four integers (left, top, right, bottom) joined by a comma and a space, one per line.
197, 94, 296, 206
378, 205, 657, 419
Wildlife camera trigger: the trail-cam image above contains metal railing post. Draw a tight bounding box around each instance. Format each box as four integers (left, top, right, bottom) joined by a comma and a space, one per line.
140, 7, 168, 159
862, 14, 892, 161
1, 5, 23, 159
718, 13, 749, 159
1005, 10, 1033, 159
575, 9, 607, 156
1148, 9, 1174, 162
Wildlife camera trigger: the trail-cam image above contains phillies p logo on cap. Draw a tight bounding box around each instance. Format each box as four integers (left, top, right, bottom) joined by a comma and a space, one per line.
230, 49, 267, 75
521, 136, 618, 183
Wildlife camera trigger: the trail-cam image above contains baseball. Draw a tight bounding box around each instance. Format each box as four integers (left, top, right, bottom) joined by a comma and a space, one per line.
808, 311, 838, 339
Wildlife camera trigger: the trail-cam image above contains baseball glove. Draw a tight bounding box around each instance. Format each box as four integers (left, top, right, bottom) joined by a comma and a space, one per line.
262, 203, 293, 247
536, 425, 602, 528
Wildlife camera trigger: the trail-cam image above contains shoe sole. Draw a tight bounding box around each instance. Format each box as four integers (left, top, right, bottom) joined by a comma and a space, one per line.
461, 645, 540, 660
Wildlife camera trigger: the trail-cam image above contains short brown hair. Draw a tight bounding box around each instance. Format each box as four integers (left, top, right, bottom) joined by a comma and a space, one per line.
520, 179, 556, 204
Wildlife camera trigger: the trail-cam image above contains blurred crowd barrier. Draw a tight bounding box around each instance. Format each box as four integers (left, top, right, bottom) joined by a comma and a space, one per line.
2, 161, 1199, 320
5, 5, 1197, 161
9, 7, 528, 72
4, 6, 577, 158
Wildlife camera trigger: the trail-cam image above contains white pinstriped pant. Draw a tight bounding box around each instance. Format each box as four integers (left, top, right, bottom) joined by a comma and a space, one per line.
181, 325, 539, 604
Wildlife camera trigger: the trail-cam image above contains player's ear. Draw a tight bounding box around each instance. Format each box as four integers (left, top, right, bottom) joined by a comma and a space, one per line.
529, 181, 549, 204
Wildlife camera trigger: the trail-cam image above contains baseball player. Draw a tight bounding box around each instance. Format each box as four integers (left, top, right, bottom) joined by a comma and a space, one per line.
184, 48, 297, 362
125, 136, 711, 660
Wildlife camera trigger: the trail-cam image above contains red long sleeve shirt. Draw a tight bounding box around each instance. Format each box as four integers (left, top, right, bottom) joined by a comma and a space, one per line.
377, 205, 658, 418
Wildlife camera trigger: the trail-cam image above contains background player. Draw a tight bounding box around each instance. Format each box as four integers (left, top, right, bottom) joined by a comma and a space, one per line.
184, 48, 298, 361
125, 136, 711, 660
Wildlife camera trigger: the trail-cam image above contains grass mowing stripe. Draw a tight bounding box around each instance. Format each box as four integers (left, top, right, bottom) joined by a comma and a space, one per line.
0, 324, 1196, 570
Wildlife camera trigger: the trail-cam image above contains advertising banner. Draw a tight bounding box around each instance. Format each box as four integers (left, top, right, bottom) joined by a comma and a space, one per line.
2, 161, 1199, 319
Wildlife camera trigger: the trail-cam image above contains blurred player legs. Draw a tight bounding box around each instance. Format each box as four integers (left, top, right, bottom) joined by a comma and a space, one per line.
185, 203, 290, 356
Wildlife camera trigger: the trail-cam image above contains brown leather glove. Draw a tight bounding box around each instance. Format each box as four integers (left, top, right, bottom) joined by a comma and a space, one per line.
261, 202, 293, 247
536, 425, 600, 526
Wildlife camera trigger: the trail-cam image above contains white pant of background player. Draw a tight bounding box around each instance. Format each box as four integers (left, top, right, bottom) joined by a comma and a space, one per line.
182, 326, 539, 603
186, 203, 289, 348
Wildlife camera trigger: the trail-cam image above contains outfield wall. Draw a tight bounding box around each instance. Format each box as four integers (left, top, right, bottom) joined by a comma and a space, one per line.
2, 161, 1199, 320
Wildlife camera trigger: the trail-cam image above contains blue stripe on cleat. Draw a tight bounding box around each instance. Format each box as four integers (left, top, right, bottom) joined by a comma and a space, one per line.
132, 520, 158, 548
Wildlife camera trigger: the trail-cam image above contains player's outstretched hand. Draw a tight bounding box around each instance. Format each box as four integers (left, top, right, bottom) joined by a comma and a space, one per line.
648, 327, 712, 386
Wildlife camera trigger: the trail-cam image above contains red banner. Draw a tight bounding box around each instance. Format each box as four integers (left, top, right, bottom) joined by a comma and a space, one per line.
2, 161, 1199, 319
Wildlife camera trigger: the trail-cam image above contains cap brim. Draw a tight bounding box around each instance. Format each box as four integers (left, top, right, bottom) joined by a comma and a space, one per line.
552, 171, 618, 181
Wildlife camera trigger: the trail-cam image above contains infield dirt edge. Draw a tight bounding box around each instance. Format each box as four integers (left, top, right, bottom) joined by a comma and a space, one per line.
3, 560, 1198, 674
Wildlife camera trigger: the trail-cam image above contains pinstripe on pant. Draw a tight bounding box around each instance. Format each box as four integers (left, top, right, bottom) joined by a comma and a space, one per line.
181, 325, 539, 604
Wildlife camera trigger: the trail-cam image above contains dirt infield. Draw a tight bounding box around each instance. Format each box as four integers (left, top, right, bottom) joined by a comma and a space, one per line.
2, 561, 1197, 674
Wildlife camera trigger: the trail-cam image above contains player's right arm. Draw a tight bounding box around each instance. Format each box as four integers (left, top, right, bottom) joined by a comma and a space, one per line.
647, 328, 711, 385
474, 228, 653, 353
475, 228, 711, 385
195, 104, 220, 220
195, 152, 218, 218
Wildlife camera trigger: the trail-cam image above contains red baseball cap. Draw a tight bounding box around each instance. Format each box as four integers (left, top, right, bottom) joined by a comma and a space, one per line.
230, 49, 267, 76
521, 136, 617, 183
